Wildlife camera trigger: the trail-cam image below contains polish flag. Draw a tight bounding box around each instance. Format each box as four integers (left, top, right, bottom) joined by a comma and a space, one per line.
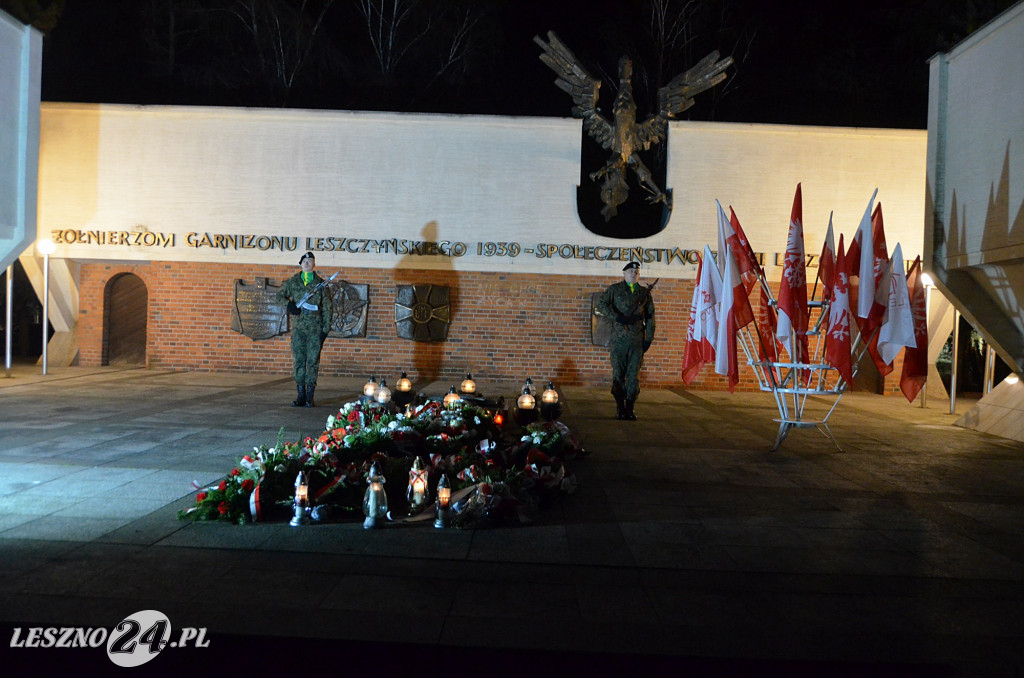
682, 253, 712, 384
817, 212, 836, 302
714, 245, 754, 392
824, 234, 854, 386
847, 189, 878, 323
900, 256, 929, 402
775, 184, 809, 364
876, 243, 917, 366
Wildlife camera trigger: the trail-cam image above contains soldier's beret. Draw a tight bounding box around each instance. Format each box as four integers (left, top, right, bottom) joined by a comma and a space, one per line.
623, 261, 640, 271
299, 251, 315, 264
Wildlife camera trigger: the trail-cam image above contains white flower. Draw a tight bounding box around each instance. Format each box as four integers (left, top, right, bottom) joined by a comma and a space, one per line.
326, 415, 336, 428
388, 421, 399, 430
474, 416, 481, 425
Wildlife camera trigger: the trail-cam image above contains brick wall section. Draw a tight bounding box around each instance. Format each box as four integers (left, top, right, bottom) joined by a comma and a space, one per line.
77, 261, 907, 394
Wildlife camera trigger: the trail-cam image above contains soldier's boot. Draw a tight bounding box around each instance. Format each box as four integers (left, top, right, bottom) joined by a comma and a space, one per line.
624, 399, 637, 421
305, 385, 316, 407
291, 384, 306, 407
614, 395, 626, 420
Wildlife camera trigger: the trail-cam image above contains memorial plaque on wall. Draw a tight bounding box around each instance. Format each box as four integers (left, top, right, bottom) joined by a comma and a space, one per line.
395, 284, 450, 342
328, 281, 369, 338
591, 291, 612, 347
231, 278, 288, 340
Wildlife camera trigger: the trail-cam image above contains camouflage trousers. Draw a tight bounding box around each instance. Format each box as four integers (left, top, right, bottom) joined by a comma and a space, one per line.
609, 335, 644, 402
291, 316, 325, 386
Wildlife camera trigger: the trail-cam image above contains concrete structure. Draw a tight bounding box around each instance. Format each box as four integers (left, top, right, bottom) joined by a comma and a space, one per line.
0, 10, 40, 273
927, 2, 1024, 437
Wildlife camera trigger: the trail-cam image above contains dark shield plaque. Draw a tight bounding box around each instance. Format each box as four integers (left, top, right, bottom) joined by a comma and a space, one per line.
231, 278, 288, 340
328, 281, 369, 338
591, 291, 612, 347
395, 284, 450, 342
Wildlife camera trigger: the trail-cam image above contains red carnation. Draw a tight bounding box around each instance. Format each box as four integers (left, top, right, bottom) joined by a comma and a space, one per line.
347, 411, 359, 422
231, 468, 240, 476
241, 479, 254, 492
217, 480, 227, 491
196, 492, 207, 502
217, 502, 229, 514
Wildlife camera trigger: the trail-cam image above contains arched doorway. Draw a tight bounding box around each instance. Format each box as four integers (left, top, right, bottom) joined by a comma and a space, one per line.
103, 273, 148, 366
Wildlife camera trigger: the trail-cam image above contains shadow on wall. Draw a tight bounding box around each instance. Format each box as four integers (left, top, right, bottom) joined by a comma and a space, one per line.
928, 140, 1024, 376
392, 220, 454, 383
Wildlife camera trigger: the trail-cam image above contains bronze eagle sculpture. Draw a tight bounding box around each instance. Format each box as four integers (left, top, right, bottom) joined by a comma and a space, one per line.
534, 32, 733, 221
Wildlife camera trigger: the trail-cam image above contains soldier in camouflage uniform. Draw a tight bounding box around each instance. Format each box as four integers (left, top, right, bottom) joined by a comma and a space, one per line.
597, 261, 655, 420
277, 252, 333, 407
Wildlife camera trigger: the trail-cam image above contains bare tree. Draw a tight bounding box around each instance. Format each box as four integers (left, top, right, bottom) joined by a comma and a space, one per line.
224, 0, 335, 99
639, 0, 755, 120
356, 0, 433, 75
140, 0, 207, 79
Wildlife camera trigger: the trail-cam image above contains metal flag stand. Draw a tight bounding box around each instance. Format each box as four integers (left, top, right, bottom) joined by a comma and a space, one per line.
737, 281, 874, 453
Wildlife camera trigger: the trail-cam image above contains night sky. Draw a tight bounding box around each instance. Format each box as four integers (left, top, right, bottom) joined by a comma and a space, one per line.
5, 1, 1019, 129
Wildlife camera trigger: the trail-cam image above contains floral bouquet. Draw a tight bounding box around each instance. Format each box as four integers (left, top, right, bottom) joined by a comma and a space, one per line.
178, 398, 582, 527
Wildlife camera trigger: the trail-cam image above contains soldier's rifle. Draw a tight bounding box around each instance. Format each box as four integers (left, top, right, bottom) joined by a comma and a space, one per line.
624, 278, 659, 321
294, 271, 340, 311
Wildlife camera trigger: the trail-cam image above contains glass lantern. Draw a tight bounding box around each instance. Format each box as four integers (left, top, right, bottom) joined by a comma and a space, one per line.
406, 457, 430, 514
362, 461, 388, 529
460, 373, 477, 394
434, 473, 451, 529
363, 375, 379, 398
517, 386, 536, 410
290, 472, 309, 527
396, 371, 412, 392
541, 382, 559, 404
443, 385, 461, 407
375, 378, 392, 404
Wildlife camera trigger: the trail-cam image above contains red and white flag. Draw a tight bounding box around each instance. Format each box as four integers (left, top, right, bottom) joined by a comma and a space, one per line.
900, 256, 929, 402
864, 227, 896, 376
714, 245, 754, 392
729, 205, 762, 292
860, 202, 890, 339
757, 283, 781, 364
847, 188, 878, 322
825, 234, 854, 386
681, 246, 722, 384
876, 243, 916, 365
817, 212, 836, 302
776, 184, 809, 364
682, 252, 713, 384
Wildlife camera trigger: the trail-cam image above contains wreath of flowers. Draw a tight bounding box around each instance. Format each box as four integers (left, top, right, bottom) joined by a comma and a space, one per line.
178, 399, 584, 527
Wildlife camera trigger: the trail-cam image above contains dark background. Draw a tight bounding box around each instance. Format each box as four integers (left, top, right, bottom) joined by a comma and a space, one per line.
3, 0, 1018, 128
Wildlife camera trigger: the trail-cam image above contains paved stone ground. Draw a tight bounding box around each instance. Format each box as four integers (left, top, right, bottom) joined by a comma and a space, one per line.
1, 365, 1023, 676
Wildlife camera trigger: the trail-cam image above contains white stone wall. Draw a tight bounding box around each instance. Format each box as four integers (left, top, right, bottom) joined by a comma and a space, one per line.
38, 103, 926, 280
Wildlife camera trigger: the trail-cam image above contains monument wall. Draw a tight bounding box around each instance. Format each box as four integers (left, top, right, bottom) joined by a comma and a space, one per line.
38, 103, 924, 390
